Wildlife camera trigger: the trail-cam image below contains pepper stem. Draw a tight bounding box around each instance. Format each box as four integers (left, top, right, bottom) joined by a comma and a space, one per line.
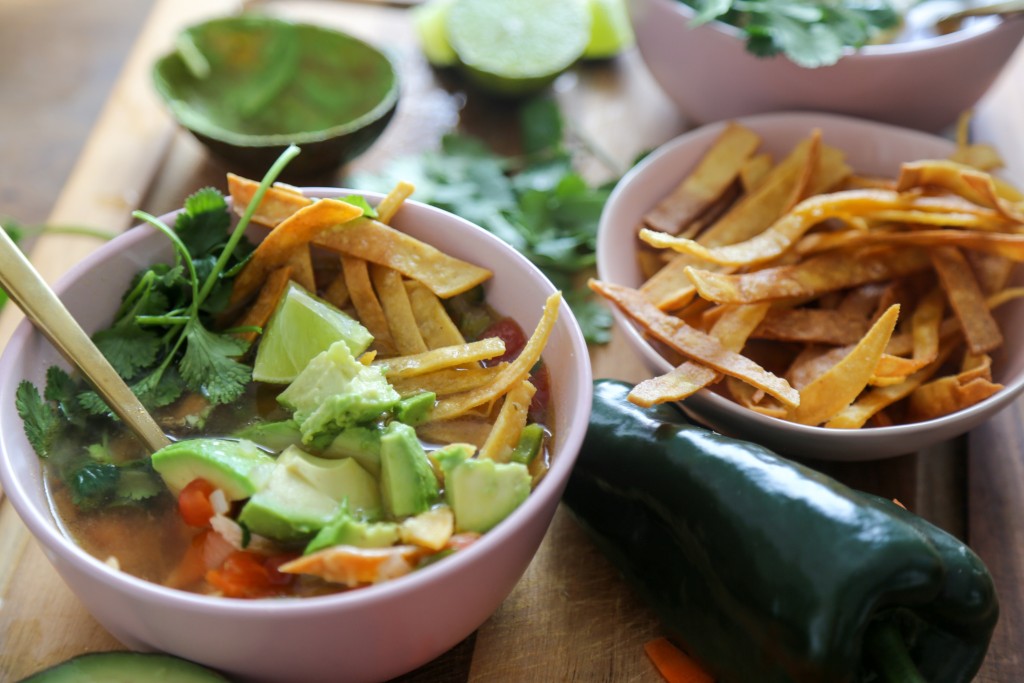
863, 620, 927, 683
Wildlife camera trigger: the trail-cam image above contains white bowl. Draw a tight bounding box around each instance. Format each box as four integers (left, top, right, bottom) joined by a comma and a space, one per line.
0, 189, 592, 682
596, 111, 1024, 460
630, 0, 1024, 132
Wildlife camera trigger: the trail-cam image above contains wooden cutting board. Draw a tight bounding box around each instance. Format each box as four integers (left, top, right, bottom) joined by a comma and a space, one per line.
1, 0, 1023, 680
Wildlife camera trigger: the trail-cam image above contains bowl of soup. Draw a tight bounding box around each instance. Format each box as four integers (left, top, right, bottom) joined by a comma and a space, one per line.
0, 180, 592, 682
153, 15, 400, 178
630, 0, 1024, 132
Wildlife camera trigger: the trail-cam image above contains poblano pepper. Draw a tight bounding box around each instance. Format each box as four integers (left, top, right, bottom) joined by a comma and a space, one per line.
564, 379, 998, 683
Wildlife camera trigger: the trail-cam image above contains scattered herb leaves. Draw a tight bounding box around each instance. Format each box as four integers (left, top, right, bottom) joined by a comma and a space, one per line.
348, 97, 615, 344
683, 0, 900, 68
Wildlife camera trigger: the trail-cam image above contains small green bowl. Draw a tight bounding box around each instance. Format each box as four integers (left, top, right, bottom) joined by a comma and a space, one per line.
153, 15, 400, 178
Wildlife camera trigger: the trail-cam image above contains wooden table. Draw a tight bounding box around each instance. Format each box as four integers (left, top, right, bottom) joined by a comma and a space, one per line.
1, 1, 1022, 680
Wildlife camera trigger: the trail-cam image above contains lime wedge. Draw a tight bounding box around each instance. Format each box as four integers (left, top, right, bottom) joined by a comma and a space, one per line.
253, 282, 373, 384
584, 0, 635, 60
446, 0, 591, 96
413, 0, 459, 67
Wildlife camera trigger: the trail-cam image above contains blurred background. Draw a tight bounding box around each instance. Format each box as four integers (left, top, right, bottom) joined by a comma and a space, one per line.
1, 0, 155, 227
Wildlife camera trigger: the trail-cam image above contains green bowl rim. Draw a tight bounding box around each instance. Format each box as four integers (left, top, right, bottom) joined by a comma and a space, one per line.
151, 15, 401, 149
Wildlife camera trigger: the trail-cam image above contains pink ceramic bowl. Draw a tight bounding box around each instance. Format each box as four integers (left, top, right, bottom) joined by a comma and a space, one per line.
597, 111, 1024, 461
0, 189, 592, 682
630, 0, 1024, 132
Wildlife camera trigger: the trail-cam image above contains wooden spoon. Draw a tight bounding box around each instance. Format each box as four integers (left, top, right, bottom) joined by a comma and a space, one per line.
0, 227, 171, 452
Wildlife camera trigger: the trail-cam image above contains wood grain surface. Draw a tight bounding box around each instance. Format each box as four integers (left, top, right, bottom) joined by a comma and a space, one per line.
1, 0, 1023, 681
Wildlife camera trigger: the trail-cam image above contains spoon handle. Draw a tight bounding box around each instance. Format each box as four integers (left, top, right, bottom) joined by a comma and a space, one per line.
0, 228, 170, 452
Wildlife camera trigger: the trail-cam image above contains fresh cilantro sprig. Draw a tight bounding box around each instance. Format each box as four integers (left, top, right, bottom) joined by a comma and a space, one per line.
684, 0, 900, 68
348, 97, 613, 344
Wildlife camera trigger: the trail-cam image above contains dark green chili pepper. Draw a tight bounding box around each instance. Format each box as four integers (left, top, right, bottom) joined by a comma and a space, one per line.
563, 379, 998, 683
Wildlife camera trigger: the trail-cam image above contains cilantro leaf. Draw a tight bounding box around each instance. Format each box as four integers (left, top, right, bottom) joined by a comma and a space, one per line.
174, 187, 231, 257
683, 0, 899, 67
565, 289, 614, 345
15, 380, 60, 457
179, 318, 251, 404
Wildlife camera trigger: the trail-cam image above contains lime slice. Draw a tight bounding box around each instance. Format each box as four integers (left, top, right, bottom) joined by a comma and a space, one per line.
446, 0, 591, 97
253, 282, 373, 384
584, 0, 635, 60
413, 0, 459, 67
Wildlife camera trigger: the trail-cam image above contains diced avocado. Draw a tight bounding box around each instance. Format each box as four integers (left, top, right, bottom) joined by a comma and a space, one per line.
394, 391, 436, 426
284, 449, 381, 519
238, 446, 381, 541
446, 457, 532, 533
233, 419, 303, 453
430, 442, 475, 479
323, 425, 384, 478
150, 438, 274, 500
19, 651, 229, 682
304, 505, 400, 555
510, 423, 546, 465
380, 422, 440, 518
277, 340, 401, 443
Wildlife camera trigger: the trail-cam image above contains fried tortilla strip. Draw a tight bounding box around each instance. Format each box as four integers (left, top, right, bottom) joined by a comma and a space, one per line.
231, 198, 364, 306
591, 280, 798, 407
897, 159, 1023, 205
371, 265, 429, 355
786, 345, 849, 390
642, 189, 991, 268
227, 173, 312, 227
231, 265, 293, 344
417, 418, 493, 449
908, 371, 1003, 422
685, 247, 931, 304
404, 281, 466, 349
786, 305, 900, 426
640, 253, 710, 311
479, 379, 537, 462
279, 545, 429, 587
693, 132, 821, 248
930, 246, 1002, 354
949, 111, 1004, 172
967, 251, 1013, 295
740, 153, 774, 193
390, 364, 507, 398
285, 244, 316, 292
377, 337, 507, 380
961, 171, 1024, 223
377, 181, 415, 224
797, 228, 1024, 261
313, 217, 492, 298
342, 255, 397, 357
827, 344, 954, 428
752, 308, 870, 345
431, 292, 561, 420
321, 267, 351, 309
643, 122, 761, 234
629, 303, 770, 406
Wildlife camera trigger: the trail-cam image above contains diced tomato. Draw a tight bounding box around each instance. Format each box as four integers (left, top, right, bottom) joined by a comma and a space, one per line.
177, 479, 216, 528
206, 551, 294, 599
481, 317, 527, 365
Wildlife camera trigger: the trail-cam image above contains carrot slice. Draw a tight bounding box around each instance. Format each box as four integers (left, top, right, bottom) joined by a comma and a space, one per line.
643, 637, 714, 683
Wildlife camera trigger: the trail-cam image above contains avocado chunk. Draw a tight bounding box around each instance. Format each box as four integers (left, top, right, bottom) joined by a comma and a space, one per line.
446, 457, 532, 533
19, 651, 229, 682
277, 340, 401, 443
233, 419, 303, 453
380, 422, 440, 518
323, 425, 384, 478
394, 391, 436, 426
304, 505, 400, 555
151, 438, 275, 500
238, 446, 381, 542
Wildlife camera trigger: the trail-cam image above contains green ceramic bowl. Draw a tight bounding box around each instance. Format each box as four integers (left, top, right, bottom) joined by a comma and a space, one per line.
153, 15, 400, 178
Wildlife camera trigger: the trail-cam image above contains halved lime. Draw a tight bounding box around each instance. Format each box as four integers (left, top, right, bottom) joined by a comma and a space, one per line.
413, 0, 459, 67
252, 281, 373, 384
446, 0, 592, 96
584, 0, 635, 60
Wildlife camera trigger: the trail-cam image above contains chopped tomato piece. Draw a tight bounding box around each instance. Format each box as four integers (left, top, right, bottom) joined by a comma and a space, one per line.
178, 479, 216, 528
528, 363, 551, 423
206, 551, 294, 599
481, 317, 527, 365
